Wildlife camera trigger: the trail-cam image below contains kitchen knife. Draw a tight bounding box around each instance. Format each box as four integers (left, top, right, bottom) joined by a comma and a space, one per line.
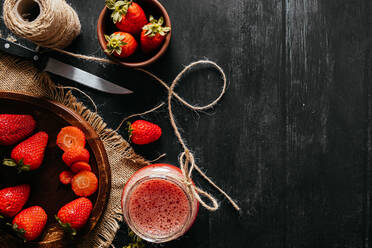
0, 38, 133, 95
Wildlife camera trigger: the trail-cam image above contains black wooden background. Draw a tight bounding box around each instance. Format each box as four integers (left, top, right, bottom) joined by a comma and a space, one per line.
2, 0, 372, 247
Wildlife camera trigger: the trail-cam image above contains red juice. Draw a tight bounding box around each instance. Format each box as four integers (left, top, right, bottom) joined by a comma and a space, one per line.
128, 179, 190, 237
122, 164, 199, 243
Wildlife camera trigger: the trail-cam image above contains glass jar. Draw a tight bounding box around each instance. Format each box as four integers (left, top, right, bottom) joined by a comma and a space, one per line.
121, 163, 199, 243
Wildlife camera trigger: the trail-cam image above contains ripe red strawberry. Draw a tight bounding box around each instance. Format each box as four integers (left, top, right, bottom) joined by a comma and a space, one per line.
140, 16, 171, 54
62, 147, 90, 166
104, 32, 137, 58
129, 120, 162, 145
56, 197, 93, 235
106, 0, 147, 35
56, 126, 86, 152
0, 114, 36, 146
3, 132, 48, 172
0, 184, 30, 217
12, 206, 47, 241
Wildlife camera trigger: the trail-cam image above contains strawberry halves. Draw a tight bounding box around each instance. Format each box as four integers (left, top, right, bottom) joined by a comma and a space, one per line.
3, 131, 49, 172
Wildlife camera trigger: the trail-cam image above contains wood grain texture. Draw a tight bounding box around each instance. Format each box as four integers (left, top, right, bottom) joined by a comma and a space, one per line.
285, 1, 368, 247
1, 0, 372, 247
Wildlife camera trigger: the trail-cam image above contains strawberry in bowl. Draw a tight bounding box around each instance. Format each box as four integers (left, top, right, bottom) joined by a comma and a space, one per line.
0, 114, 35, 146
0, 184, 30, 217
12, 206, 47, 241
106, 0, 147, 35
141, 16, 171, 54
97, 0, 172, 67
104, 32, 138, 58
55, 197, 93, 236
3, 131, 49, 172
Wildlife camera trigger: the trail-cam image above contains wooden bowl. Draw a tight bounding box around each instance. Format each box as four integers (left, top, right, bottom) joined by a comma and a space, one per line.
97, 0, 171, 68
0, 92, 111, 247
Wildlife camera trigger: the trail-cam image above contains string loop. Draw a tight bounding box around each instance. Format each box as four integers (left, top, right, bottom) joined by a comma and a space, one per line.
139, 60, 240, 211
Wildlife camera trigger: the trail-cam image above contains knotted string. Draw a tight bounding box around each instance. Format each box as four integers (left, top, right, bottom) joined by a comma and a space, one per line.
137, 60, 240, 211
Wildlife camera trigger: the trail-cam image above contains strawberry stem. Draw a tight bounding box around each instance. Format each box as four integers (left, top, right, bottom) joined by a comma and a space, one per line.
55, 215, 77, 236
12, 223, 27, 242
105, 0, 133, 23
127, 122, 133, 140
3, 159, 17, 167
142, 16, 171, 37
2, 158, 30, 173
104, 33, 128, 55
0, 215, 11, 226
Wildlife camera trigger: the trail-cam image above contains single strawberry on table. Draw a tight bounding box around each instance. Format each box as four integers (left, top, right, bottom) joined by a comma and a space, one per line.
129, 120, 162, 145
12, 206, 47, 241
3, 131, 48, 172
140, 16, 171, 54
55, 197, 93, 235
104, 32, 138, 58
56, 126, 86, 152
106, 0, 147, 35
71, 170, 98, 197
0, 114, 36, 146
0, 184, 30, 217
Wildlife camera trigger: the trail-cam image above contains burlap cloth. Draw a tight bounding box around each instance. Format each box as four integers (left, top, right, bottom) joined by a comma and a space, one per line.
0, 52, 148, 247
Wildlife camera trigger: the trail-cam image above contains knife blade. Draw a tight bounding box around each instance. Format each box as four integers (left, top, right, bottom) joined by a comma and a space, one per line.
0, 38, 133, 95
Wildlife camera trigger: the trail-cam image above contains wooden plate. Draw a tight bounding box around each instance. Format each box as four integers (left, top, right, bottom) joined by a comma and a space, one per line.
0, 92, 111, 247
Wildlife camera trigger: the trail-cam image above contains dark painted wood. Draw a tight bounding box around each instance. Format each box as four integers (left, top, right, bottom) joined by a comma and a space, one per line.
284, 0, 368, 247
1, 0, 372, 247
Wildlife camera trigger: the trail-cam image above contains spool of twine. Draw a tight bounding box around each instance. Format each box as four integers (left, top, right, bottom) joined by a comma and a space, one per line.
3, 0, 81, 49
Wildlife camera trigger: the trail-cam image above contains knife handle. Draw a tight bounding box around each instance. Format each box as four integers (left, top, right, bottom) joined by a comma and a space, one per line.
0, 38, 39, 60
0, 38, 49, 70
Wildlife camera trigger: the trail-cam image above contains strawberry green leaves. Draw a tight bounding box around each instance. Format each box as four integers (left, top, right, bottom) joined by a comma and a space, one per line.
55, 215, 77, 236
3, 158, 30, 173
106, 0, 133, 23
142, 16, 171, 37
123, 229, 145, 248
104, 33, 128, 55
12, 223, 27, 242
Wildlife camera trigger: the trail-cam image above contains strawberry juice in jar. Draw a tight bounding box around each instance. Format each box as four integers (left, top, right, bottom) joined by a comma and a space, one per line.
121, 163, 199, 243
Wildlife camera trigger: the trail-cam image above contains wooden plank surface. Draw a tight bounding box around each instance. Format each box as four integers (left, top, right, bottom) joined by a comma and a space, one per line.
1, 0, 372, 247
284, 0, 368, 247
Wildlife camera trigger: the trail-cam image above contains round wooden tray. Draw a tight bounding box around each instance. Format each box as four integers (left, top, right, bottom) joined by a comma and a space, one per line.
0, 92, 111, 247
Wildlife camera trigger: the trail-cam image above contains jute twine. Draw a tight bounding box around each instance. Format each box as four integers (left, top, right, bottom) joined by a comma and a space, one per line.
3, 0, 81, 48
137, 61, 241, 211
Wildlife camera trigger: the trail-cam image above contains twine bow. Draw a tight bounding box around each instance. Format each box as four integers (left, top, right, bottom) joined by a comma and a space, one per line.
138, 60, 241, 211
